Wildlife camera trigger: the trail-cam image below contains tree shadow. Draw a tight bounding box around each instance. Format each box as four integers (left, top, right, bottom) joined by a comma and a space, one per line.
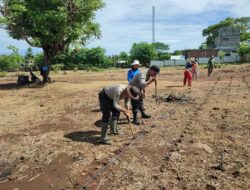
165, 85, 184, 88
94, 118, 129, 127
0, 83, 19, 90
64, 130, 100, 145
0, 82, 47, 90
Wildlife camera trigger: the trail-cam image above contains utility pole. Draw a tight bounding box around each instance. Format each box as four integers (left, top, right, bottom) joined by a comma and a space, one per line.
152, 6, 155, 43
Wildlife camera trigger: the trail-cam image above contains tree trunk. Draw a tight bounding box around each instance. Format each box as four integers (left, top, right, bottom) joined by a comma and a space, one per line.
42, 47, 52, 82
42, 44, 65, 82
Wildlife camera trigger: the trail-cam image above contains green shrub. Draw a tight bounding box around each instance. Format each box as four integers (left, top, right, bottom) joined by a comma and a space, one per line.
0, 72, 6, 77
86, 67, 103, 72
51, 64, 64, 73
73, 67, 78, 72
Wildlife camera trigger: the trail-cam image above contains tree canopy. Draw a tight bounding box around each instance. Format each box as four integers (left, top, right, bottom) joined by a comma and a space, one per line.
130, 42, 157, 67
202, 17, 250, 48
152, 42, 169, 52
151, 42, 170, 60
0, 0, 104, 81
118, 52, 129, 62
172, 50, 182, 55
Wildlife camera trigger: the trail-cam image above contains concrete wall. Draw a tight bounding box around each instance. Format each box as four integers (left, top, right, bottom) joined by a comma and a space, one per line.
150, 59, 186, 66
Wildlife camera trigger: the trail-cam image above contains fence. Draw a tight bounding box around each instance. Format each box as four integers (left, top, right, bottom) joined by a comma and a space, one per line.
151, 55, 241, 67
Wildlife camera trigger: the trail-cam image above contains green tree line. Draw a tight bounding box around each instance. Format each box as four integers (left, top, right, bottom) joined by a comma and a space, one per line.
0, 42, 172, 72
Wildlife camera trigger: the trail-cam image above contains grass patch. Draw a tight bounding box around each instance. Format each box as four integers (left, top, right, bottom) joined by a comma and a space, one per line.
86, 67, 104, 72
0, 72, 7, 77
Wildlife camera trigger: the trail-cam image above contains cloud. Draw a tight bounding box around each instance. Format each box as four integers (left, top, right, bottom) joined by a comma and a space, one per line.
0, 0, 249, 55
87, 0, 250, 55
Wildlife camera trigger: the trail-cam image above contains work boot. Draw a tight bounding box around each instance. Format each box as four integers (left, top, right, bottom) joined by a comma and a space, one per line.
98, 122, 112, 145
141, 111, 151, 119
110, 120, 123, 135
132, 113, 140, 125
110, 119, 116, 134
132, 118, 140, 125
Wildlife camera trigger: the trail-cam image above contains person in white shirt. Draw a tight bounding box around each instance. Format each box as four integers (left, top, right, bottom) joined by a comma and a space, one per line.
98, 84, 140, 144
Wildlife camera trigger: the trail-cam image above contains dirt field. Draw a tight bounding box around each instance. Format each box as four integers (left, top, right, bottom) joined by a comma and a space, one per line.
0, 64, 249, 190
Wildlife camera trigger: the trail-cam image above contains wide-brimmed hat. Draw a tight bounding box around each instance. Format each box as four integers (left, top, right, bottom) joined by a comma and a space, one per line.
126, 85, 140, 100
190, 57, 195, 62
131, 60, 140, 66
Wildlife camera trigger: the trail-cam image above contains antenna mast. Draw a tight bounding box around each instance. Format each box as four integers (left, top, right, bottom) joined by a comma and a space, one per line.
152, 6, 155, 43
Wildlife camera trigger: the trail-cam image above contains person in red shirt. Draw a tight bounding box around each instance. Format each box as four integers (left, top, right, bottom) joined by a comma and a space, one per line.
183, 58, 193, 86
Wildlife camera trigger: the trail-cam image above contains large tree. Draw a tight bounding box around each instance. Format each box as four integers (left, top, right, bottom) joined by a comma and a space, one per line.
152, 42, 169, 52
0, 0, 104, 81
118, 51, 129, 62
130, 42, 157, 67
202, 17, 250, 48
152, 42, 170, 60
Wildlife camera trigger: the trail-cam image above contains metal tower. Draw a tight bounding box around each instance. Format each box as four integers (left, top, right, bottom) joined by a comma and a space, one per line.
152, 6, 155, 43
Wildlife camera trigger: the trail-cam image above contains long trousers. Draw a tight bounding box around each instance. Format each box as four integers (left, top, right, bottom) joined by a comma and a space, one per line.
208, 66, 213, 77
184, 71, 192, 86
131, 94, 144, 115
192, 70, 198, 81
98, 90, 120, 123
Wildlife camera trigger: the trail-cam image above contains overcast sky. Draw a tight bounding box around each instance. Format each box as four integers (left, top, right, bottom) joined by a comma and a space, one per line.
0, 0, 249, 55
